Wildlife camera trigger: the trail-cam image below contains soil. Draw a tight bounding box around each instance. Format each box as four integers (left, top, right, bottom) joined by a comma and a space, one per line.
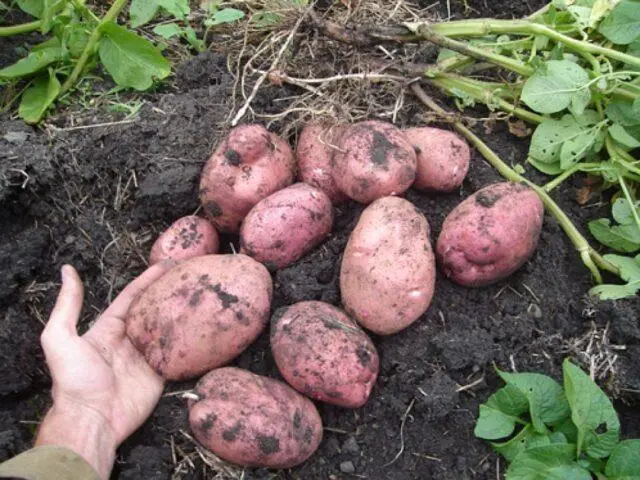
1, 1, 639, 479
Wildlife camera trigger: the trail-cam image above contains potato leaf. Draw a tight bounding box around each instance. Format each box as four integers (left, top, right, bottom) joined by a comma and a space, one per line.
605, 439, 640, 478
529, 116, 583, 163
559, 130, 598, 168
153, 23, 183, 39
129, 0, 190, 28
16, 0, 44, 18
563, 359, 620, 459
474, 384, 529, 440
605, 100, 640, 126
528, 158, 565, 175
522, 60, 591, 114
497, 369, 570, 434
588, 218, 640, 253
492, 425, 542, 462
590, 281, 640, 299
18, 70, 60, 124
98, 22, 170, 91
598, 0, 640, 45
609, 123, 640, 149
602, 253, 640, 281
612, 198, 640, 225
0, 42, 63, 79
205, 8, 245, 27
505, 444, 592, 480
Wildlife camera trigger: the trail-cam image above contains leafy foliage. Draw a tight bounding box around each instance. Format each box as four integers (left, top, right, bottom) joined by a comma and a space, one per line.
475, 360, 640, 480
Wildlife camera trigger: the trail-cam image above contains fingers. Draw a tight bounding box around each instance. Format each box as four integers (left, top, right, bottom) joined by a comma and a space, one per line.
103, 260, 175, 320
41, 265, 84, 351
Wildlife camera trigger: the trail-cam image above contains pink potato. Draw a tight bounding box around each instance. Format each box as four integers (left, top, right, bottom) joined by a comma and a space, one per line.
126, 254, 272, 381
148, 215, 219, 265
332, 121, 417, 204
240, 183, 333, 270
340, 196, 436, 335
199, 124, 296, 233
271, 301, 379, 408
296, 123, 348, 204
404, 127, 470, 192
436, 182, 544, 287
189, 367, 323, 468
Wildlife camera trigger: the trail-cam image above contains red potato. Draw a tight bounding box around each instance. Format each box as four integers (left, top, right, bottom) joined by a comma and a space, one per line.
271, 301, 379, 408
340, 196, 436, 335
240, 183, 333, 270
296, 123, 348, 204
126, 254, 272, 380
436, 182, 544, 287
332, 121, 417, 204
404, 127, 470, 192
199, 124, 296, 233
189, 367, 323, 468
148, 215, 219, 265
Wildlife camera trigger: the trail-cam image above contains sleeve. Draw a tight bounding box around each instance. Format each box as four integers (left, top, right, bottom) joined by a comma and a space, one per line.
0, 446, 102, 480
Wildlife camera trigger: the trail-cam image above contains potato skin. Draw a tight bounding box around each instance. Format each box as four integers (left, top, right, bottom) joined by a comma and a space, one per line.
240, 183, 333, 270
271, 301, 379, 408
189, 367, 323, 468
404, 127, 470, 192
436, 182, 544, 287
332, 121, 417, 204
296, 123, 348, 204
149, 215, 219, 265
126, 254, 272, 380
340, 197, 436, 335
199, 125, 296, 233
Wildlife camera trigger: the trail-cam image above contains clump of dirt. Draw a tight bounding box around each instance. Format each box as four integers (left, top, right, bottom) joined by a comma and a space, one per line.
0, 1, 638, 479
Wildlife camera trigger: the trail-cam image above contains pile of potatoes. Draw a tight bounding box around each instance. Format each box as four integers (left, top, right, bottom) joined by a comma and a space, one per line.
125, 121, 544, 468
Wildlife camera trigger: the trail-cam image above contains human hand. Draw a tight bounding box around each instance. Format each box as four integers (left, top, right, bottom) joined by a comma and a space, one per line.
35, 262, 173, 479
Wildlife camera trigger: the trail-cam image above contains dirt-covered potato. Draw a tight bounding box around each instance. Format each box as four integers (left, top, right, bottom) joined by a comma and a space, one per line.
240, 183, 333, 270
271, 301, 379, 408
148, 215, 219, 265
332, 121, 417, 204
436, 182, 544, 287
404, 127, 470, 192
126, 254, 272, 380
199, 124, 296, 233
189, 367, 323, 468
296, 123, 348, 204
340, 196, 436, 335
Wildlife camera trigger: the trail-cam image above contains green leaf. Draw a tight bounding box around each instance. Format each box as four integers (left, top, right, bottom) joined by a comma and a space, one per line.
528, 158, 565, 175
563, 359, 620, 458
590, 282, 640, 299
599, 0, 640, 45
474, 384, 529, 440
529, 116, 583, 163
63, 23, 90, 58
498, 369, 570, 434
40, 0, 67, 34
206, 7, 245, 26
153, 22, 183, 39
252, 11, 281, 27
588, 219, 640, 253
157, 0, 190, 19
605, 100, 640, 126
590, 0, 616, 27
492, 425, 544, 463
505, 444, 592, 480
605, 439, 640, 478
612, 198, 639, 226
554, 417, 579, 444
18, 70, 60, 124
98, 22, 170, 91
567, 5, 592, 30
602, 253, 640, 281
522, 60, 591, 114
609, 123, 640, 149
17, 0, 44, 17
0, 43, 63, 79
129, 0, 159, 28
559, 130, 598, 168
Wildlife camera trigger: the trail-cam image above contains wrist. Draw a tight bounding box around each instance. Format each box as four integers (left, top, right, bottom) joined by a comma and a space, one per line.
35, 402, 118, 480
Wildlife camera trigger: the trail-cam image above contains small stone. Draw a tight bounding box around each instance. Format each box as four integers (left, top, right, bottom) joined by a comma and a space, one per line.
528, 304, 542, 318
342, 436, 359, 454
339, 461, 355, 474
3, 131, 28, 144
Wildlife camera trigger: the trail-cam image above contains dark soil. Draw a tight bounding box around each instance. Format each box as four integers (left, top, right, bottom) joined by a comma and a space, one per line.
1, 1, 638, 479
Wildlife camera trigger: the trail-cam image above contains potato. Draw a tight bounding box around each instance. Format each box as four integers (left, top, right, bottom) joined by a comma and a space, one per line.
296, 123, 348, 204
404, 127, 470, 192
332, 121, 417, 204
271, 301, 378, 408
189, 367, 323, 468
340, 196, 436, 335
126, 254, 272, 380
436, 182, 544, 287
199, 124, 296, 233
148, 215, 219, 265
240, 183, 333, 270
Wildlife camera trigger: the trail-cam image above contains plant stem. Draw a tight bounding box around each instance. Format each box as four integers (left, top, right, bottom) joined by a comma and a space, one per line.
410, 82, 619, 282
0, 20, 41, 36
59, 0, 129, 95
542, 163, 602, 192
618, 175, 640, 236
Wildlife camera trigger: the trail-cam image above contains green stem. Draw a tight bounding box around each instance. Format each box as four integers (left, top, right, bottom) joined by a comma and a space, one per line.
0, 20, 41, 36
59, 0, 129, 95
425, 19, 640, 69
71, 0, 101, 23
618, 175, 640, 235
410, 83, 619, 282
542, 163, 602, 192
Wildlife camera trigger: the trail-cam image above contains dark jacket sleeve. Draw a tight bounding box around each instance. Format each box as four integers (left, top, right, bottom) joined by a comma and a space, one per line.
0, 446, 101, 480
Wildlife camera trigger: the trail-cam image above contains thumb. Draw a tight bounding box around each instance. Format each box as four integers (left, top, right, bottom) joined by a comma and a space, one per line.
41, 265, 84, 354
